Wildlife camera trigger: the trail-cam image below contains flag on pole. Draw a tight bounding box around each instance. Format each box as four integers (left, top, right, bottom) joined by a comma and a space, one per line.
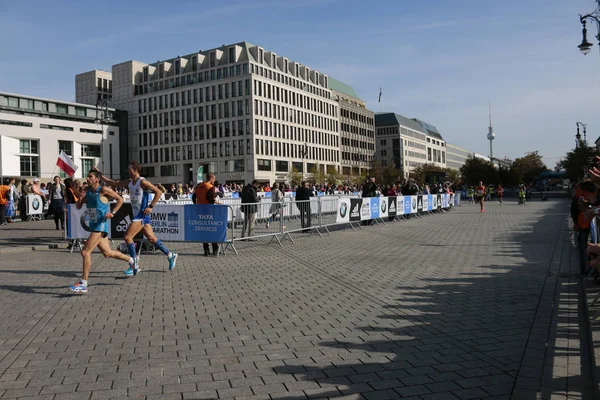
56, 151, 78, 177
378, 87, 382, 103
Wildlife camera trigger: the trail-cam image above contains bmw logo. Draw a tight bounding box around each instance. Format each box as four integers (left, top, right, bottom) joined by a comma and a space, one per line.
32, 198, 40, 210
381, 201, 387, 213
339, 202, 348, 218
80, 209, 93, 232
412, 199, 416, 209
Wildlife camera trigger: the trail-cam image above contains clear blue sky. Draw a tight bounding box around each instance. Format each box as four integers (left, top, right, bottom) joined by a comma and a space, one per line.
1, 0, 599, 167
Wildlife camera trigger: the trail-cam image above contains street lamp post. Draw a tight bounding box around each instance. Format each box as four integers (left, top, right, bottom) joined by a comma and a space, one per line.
577, 0, 600, 55
94, 99, 111, 176
301, 142, 308, 181
576, 122, 587, 147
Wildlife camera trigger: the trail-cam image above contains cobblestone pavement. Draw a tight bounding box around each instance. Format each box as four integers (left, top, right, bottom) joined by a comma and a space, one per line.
0, 199, 594, 399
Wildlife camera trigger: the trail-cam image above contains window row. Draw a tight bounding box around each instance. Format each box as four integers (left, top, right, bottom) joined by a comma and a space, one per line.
341, 137, 375, 151
137, 100, 251, 130
341, 152, 373, 163
254, 119, 339, 147
138, 140, 253, 164
253, 99, 338, 131
1, 96, 90, 117
138, 119, 252, 147
137, 80, 251, 112
251, 63, 330, 100
341, 122, 375, 138
135, 64, 250, 95
254, 139, 339, 163
253, 80, 336, 117
340, 108, 374, 125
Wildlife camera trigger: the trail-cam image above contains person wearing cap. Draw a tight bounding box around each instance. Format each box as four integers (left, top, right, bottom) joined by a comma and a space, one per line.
31, 179, 46, 202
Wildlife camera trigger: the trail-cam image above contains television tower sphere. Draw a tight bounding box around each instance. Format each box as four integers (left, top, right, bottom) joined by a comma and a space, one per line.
487, 126, 495, 141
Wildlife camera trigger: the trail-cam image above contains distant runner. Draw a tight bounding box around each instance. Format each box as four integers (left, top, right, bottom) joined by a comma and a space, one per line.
477, 181, 485, 213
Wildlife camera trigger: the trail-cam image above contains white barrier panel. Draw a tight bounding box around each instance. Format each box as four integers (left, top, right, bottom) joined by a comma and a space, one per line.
336, 195, 450, 223
26, 195, 44, 215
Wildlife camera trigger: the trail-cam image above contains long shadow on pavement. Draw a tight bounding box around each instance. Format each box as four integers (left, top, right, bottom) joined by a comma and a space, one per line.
272, 200, 594, 399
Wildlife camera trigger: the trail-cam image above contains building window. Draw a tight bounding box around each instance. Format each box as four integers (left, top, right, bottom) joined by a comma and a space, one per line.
257, 159, 271, 171
56, 104, 68, 114
234, 159, 244, 172
276, 160, 288, 172
160, 165, 178, 176
80, 159, 94, 176
58, 140, 73, 157
81, 144, 101, 157
19, 139, 38, 155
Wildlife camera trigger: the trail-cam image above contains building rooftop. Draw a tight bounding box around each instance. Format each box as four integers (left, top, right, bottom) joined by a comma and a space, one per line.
375, 112, 426, 134
328, 77, 361, 100
414, 118, 443, 140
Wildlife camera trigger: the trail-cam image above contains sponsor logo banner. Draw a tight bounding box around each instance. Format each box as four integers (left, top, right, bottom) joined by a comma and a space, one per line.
370, 198, 380, 219
410, 196, 418, 214
402, 196, 411, 215
110, 203, 143, 240
443, 194, 450, 208
349, 198, 362, 222
423, 195, 430, 211
184, 204, 228, 242
388, 197, 397, 217
27, 195, 43, 215
360, 198, 371, 220
67, 204, 95, 239
336, 198, 351, 223
149, 205, 185, 241
379, 197, 388, 219
437, 194, 442, 209
417, 195, 423, 212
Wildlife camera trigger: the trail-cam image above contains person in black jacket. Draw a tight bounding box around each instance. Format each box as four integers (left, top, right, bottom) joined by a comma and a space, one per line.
295, 181, 314, 232
240, 180, 259, 239
48, 176, 66, 230
362, 176, 377, 225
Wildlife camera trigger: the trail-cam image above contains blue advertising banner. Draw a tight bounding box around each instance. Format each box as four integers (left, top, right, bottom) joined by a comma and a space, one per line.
427, 195, 433, 211
403, 196, 412, 215
184, 205, 228, 242
370, 198, 380, 219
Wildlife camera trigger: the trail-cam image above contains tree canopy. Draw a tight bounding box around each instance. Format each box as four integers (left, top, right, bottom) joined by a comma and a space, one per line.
559, 140, 596, 183
511, 151, 548, 185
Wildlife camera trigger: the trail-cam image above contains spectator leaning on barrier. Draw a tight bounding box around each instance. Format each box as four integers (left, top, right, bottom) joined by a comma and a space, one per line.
0, 179, 10, 226
295, 180, 314, 233
361, 176, 377, 226
194, 173, 222, 256
241, 180, 259, 239
19, 179, 30, 221
48, 175, 66, 231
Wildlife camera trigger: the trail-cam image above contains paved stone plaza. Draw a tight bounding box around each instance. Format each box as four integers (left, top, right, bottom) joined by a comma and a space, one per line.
0, 199, 596, 399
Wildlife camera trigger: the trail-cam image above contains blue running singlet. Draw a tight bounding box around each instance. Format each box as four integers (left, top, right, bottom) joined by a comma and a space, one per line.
86, 185, 109, 233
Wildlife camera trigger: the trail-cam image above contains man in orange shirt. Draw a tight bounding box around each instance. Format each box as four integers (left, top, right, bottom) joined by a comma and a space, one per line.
0, 178, 10, 226
476, 181, 485, 213
194, 173, 221, 256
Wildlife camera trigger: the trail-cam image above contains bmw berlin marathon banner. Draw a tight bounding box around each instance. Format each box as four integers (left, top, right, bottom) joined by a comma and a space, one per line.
336, 195, 451, 223
67, 204, 228, 243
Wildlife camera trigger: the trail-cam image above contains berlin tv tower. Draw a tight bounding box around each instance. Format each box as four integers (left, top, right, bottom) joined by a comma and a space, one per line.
487, 99, 495, 160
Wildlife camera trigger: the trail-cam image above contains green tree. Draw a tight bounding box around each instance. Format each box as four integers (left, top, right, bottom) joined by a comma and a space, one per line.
498, 165, 520, 187
460, 157, 498, 185
559, 141, 596, 182
287, 166, 303, 186
512, 151, 548, 184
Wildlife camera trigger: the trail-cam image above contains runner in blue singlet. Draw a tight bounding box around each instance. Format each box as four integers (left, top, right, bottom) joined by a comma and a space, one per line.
97, 161, 177, 276
69, 170, 135, 294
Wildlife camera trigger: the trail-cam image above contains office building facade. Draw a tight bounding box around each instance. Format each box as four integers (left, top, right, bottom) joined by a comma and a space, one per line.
0, 92, 123, 180
80, 42, 344, 186
328, 78, 375, 180
75, 70, 113, 105
375, 113, 446, 179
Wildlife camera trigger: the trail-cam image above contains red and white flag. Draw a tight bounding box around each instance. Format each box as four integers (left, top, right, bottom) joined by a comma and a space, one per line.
56, 151, 78, 177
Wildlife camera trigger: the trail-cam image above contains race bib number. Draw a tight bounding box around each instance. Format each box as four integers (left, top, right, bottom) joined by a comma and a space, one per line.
88, 208, 98, 222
